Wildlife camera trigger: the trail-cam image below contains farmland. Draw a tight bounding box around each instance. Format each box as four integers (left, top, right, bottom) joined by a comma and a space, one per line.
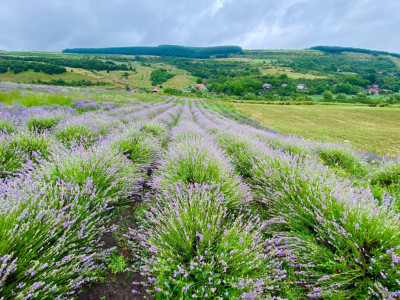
0, 84, 399, 299
236, 103, 400, 156
2, 46, 400, 106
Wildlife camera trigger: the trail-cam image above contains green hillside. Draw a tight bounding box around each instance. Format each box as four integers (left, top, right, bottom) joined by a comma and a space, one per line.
0, 46, 399, 105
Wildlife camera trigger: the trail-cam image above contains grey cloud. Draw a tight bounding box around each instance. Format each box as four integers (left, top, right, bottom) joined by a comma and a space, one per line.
0, 0, 399, 52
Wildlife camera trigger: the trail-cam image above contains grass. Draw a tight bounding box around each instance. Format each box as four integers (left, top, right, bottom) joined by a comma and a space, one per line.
0, 87, 162, 108
0, 90, 83, 107
236, 103, 400, 156
259, 66, 326, 79
0, 57, 195, 91
0, 69, 96, 84
249, 58, 277, 64
162, 74, 196, 89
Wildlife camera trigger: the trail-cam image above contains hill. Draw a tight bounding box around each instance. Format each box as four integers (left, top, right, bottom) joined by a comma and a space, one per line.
1, 46, 400, 104
63, 44, 243, 59
310, 45, 400, 58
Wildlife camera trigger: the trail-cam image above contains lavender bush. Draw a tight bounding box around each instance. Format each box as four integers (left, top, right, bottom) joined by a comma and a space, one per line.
132, 183, 286, 299
54, 113, 121, 147
212, 128, 400, 298
0, 131, 55, 178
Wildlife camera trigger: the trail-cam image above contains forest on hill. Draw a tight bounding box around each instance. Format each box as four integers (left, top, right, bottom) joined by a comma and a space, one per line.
63, 44, 243, 58
310, 45, 400, 58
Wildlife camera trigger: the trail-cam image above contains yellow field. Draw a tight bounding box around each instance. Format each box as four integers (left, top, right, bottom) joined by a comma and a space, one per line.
236, 103, 400, 156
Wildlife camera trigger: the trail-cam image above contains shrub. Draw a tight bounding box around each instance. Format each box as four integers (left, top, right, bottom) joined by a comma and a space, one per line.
323, 91, 334, 101
371, 159, 400, 187
336, 93, 348, 101
154, 135, 250, 209
54, 113, 121, 147
133, 183, 284, 299
109, 126, 162, 168
138, 121, 169, 142
314, 142, 368, 176
0, 131, 53, 178
0, 176, 114, 298
215, 130, 400, 298
26, 115, 63, 132
0, 120, 16, 134
38, 146, 139, 201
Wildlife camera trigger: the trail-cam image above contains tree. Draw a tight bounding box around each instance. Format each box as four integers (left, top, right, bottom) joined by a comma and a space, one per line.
353, 92, 369, 103
196, 77, 203, 84
233, 83, 244, 95
335, 83, 353, 94
272, 94, 280, 101
213, 83, 223, 93
323, 91, 333, 101
336, 93, 347, 101
279, 73, 288, 80
344, 75, 369, 87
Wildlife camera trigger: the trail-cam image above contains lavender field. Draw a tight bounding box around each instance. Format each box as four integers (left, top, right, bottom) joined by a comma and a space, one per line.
0, 87, 399, 299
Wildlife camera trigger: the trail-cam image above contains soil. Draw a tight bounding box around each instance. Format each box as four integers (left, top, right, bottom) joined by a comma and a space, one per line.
77, 271, 148, 300
77, 170, 155, 300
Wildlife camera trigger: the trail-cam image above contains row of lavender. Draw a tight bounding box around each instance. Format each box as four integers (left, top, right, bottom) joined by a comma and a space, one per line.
130, 104, 288, 298
201, 100, 400, 201
192, 100, 400, 298
0, 99, 182, 299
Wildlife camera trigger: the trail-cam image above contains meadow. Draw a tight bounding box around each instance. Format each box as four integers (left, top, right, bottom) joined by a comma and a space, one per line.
236, 102, 400, 157
0, 86, 399, 299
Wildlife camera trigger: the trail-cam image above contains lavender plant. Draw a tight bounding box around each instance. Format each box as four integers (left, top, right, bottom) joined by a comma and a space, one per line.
153, 133, 250, 209
133, 183, 285, 299
371, 158, 400, 187
26, 114, 63, 133
54, 113, 121, 147
109, 125, 162, 168
0, 131, 54, 178
0, 119, 16, 134
37, 145, 139, 201
213, 128, 400, 298
0, 176, 115, 299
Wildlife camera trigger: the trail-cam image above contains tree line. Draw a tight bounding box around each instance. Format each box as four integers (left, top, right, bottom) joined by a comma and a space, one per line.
0, 55, 130, 71
310, 46, 400, 59
63, 45, 243, 59
0, 60, 66, 75
34, 79, 108, 87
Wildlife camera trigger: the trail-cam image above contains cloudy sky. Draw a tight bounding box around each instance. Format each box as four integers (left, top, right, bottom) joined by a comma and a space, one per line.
1, 0, 399, 52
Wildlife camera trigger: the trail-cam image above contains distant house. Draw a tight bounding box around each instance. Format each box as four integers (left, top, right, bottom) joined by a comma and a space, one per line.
364, 85, 391, 95
263, 83, 273, 89
281, 83, 288, 87
196, 83, 208, 90
297, 84, 308, 90
152, 87, 159, 93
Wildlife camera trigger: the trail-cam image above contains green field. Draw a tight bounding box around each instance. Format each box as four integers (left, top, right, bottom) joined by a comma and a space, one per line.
0, 52, 197, 90
236, 103, 400, 156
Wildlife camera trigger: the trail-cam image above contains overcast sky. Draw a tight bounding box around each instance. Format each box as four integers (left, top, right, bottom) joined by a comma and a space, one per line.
1, 0, 399, 52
